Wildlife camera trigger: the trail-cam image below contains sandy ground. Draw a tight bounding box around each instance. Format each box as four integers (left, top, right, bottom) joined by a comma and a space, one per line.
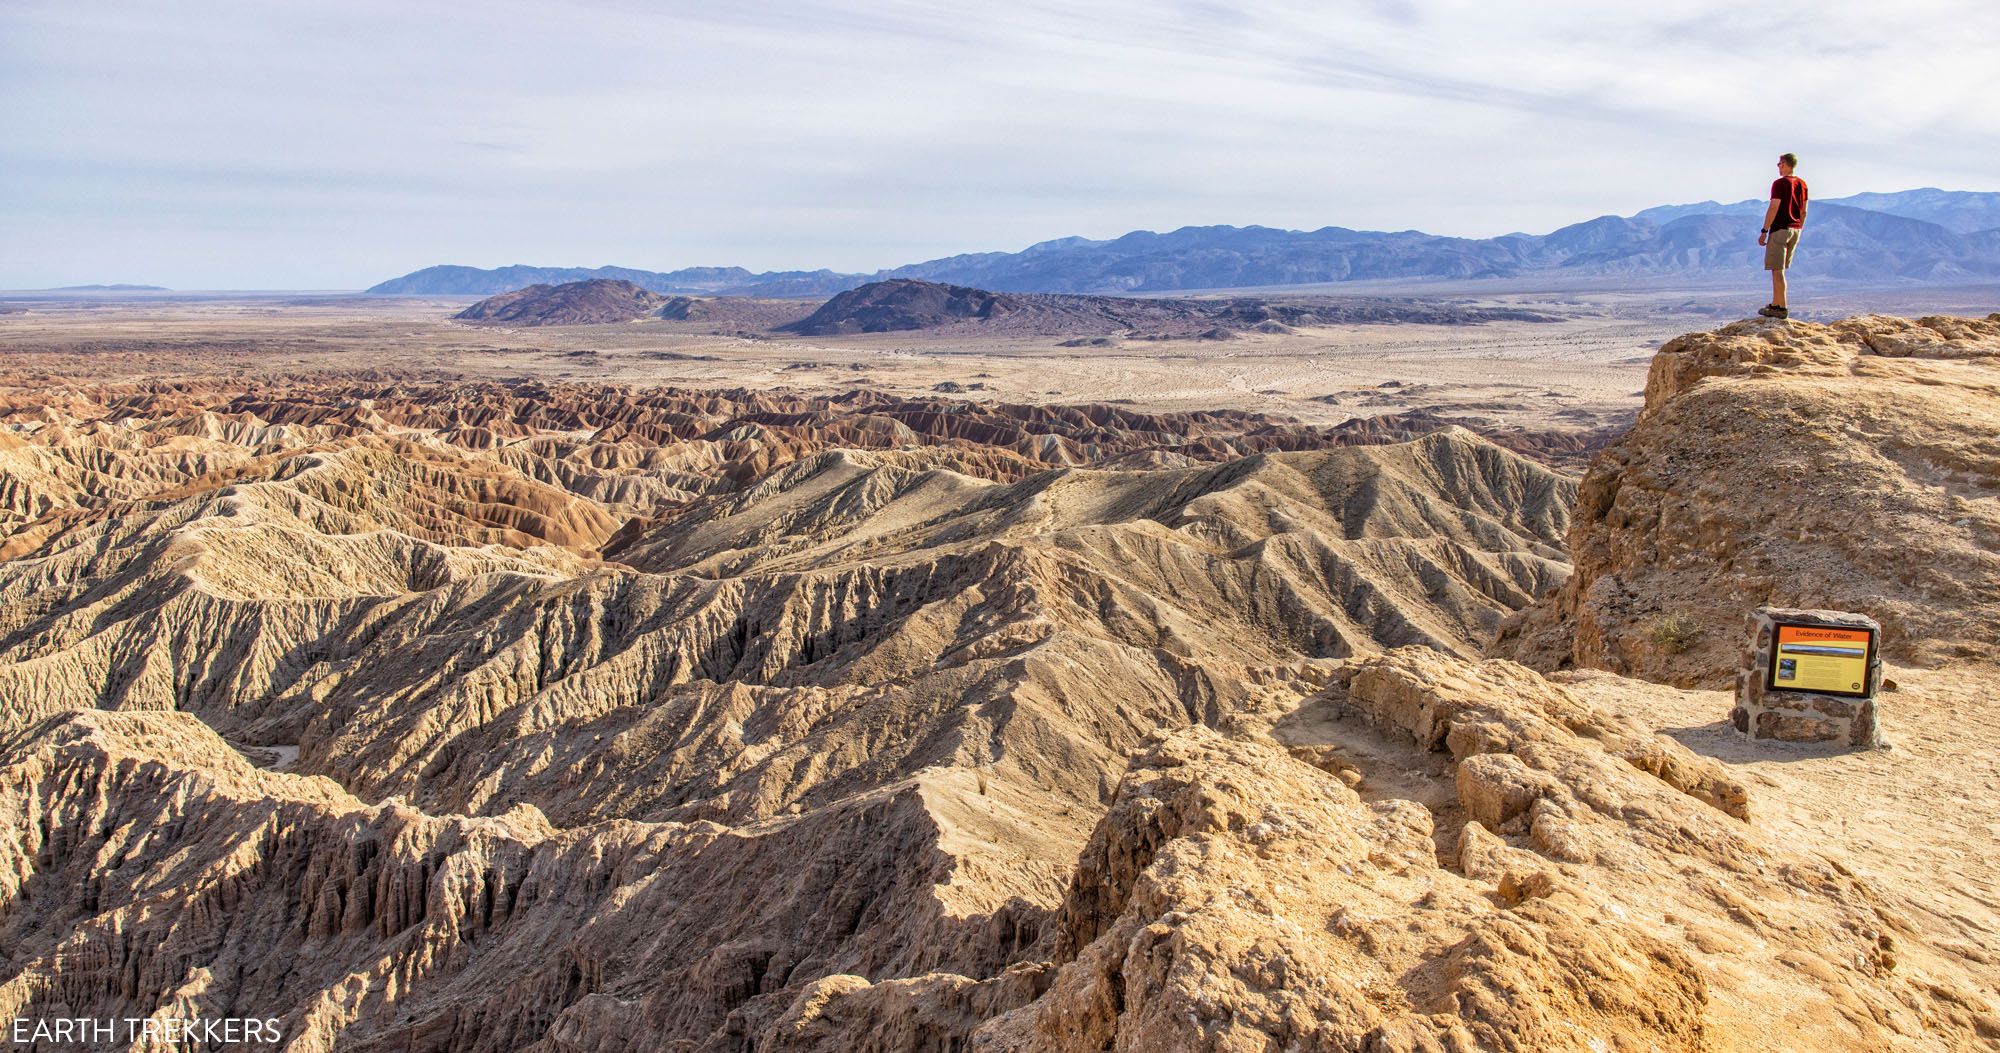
1570, 663, 2000, 983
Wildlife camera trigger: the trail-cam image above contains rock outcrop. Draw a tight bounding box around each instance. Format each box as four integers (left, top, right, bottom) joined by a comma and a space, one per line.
1494, 314, 2000, 685
9, 651, 1989, 1051
756, 650, 1989, 1051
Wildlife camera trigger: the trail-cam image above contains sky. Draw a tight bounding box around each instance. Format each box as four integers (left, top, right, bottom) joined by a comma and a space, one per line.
4, 0, 1999, 289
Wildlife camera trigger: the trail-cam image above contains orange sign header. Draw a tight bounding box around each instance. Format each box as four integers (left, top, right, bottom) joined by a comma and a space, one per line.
1776, 625, 1871, 646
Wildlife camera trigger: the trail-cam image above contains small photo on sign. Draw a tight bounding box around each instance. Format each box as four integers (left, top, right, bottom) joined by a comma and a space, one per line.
1777, 658, 1797, 680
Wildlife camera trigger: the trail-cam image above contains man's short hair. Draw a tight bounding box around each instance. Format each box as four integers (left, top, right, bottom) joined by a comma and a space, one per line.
1779, 152, 1799, 168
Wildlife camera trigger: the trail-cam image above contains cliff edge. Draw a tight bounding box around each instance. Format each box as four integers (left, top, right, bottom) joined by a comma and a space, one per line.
1493, 313, 2000, 686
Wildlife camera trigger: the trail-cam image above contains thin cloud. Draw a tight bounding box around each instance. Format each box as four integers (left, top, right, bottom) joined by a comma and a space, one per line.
2, 0, 1996, 288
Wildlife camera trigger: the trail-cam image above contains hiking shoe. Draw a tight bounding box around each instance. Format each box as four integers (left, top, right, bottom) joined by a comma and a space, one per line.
1757, 304, 1789, 319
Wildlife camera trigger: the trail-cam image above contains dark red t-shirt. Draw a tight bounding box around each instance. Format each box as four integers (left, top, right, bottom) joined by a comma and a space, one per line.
1770, 176, 1808, 229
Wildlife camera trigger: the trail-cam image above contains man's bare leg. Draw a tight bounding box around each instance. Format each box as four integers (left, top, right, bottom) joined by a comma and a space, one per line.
1771, 269, 1787, 310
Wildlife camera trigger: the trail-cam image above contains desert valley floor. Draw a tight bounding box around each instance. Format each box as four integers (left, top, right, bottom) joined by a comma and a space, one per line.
1, 285, 1997, 1052
5, 282, 1994, 425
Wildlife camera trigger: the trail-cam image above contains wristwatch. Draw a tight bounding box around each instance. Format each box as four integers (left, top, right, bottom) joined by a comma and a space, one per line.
1759, 228, 1769, 233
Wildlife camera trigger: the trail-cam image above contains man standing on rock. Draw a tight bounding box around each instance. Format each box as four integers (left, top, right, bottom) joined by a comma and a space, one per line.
1758, 153, 1808, 319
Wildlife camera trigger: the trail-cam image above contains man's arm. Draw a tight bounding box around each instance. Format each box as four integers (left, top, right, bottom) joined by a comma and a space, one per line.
1760, 199, 1780, 245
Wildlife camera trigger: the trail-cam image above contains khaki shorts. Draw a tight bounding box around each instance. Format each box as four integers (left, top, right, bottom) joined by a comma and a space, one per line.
1764, 227, 1800, 271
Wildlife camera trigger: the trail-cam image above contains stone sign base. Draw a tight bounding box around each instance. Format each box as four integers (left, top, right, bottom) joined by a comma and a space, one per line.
1731, 607, 1883, 749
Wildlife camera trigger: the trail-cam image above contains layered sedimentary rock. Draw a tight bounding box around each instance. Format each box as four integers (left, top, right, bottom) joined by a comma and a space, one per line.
0, 376, 1578, 1049
0, 416, 1571, 814
1494, 313, 2000, 685
0, 379, 1576, 541
0, 710, 1051, 1052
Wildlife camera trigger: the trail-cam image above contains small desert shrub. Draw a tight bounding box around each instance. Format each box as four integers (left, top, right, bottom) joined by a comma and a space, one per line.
1650, 612, 1704, 655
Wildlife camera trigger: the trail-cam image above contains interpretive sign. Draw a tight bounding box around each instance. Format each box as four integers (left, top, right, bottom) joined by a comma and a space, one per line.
1732, 606, 1883, 749
1767, 623, 1876, 698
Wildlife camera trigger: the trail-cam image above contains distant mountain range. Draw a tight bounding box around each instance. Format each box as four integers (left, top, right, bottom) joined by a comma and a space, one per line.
369, 188, 2000, 297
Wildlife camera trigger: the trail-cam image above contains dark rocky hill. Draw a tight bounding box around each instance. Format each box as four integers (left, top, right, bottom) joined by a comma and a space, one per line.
453, 279, 667, 326
780, 279, 1023, 334
780, 279, 1558, 337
